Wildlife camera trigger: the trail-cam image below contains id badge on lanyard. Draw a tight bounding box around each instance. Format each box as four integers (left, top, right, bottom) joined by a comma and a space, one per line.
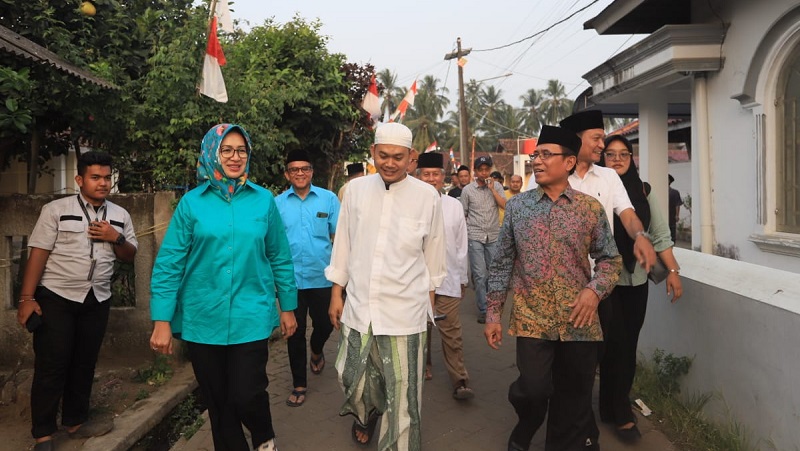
77, 195, 106, 281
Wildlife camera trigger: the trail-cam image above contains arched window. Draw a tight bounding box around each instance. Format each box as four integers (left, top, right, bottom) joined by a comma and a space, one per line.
778, 45, 800, 233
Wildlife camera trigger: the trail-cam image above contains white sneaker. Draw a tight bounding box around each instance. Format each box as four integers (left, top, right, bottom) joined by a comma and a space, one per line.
256, 438, 277, 451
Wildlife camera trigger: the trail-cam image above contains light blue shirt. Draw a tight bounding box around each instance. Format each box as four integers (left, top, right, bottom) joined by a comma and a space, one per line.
275, 184, 339, 289
150, 181, 298, 345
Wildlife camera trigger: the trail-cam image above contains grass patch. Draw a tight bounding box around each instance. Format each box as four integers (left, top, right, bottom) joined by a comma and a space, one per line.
633, 349, 755, 451
134, 354, 173, 386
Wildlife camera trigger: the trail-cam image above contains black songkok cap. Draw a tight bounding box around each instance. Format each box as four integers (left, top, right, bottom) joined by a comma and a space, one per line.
537, 125, 581, 155
286, 149, 312, 165
559, 110, 604, 133
346, 162, 364, 176
417, 152, 444, 169
456, 164, 470, 173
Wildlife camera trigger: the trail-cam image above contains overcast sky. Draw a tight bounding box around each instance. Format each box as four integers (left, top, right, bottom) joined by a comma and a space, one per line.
225, 0, 642, 108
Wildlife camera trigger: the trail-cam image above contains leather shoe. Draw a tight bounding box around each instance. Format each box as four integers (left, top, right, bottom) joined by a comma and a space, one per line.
507, 439, 528, 451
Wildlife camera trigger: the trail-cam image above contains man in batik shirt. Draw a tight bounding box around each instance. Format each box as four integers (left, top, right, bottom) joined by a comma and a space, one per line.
484, 125, 621, 451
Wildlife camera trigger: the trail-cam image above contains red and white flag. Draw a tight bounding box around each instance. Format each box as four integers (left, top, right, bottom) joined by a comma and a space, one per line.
361, 74, 382, 123
390, 80, 417, 122
424, 141, 437, 153
199, 17, 228, 103
214, 0, 234, 33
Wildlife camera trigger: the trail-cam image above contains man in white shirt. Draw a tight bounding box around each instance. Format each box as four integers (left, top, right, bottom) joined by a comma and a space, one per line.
326, 123, 446, 450
417, 152, 474, 400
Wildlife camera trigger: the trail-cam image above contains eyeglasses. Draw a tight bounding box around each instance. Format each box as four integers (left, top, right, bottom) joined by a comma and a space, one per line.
287, 165, 313, 175
530, 151, 567, 161
604, 151, 631, 160
220, 146, 248, 159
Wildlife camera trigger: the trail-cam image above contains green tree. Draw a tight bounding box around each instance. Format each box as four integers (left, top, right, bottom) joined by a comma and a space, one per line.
541, 79, 573, 124
405, 75, 449, 150
519, 88, 544, 136
376, 68, 402, 118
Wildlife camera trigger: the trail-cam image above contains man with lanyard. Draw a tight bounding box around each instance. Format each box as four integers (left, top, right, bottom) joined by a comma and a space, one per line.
417, 152, 474, 400
275, 149, 340, 408
484, 126, 621, 451
460, 155, 506, 324
326, 122, 446, 450
16, 151, 138, 451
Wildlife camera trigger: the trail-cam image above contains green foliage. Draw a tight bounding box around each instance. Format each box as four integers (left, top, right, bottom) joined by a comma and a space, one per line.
134, 354, 173, 386
634, 349, 755, 451
134, 388, 150, 401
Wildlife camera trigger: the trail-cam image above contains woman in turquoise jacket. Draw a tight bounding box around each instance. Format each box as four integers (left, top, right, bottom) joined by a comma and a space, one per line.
149, 123, 298, 451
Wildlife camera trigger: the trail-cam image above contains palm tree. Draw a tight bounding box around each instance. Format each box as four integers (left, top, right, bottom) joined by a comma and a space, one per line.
519, 88, 544, 136
377, 68, 403, 117
477, 85, 506, 134
405, 75, 450, 151
491, 105, 527, 140
541, 79, 573, 124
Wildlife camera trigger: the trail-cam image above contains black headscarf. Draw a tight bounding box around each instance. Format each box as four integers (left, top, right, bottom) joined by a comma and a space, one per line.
599, 135, 651, 273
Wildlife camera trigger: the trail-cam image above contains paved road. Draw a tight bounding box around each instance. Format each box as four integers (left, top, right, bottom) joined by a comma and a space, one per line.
174, 290, 676, 451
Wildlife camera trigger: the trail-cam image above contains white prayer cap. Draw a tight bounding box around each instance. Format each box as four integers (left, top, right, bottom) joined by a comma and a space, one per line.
374, 123, 412, 149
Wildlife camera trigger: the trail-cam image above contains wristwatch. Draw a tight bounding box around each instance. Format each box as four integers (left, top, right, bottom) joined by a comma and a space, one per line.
114, 233, 126, 246
634, 230, 652, 241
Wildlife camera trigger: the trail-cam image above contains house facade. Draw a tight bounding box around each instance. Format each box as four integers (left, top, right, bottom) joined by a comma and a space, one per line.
580, 1, 800, 449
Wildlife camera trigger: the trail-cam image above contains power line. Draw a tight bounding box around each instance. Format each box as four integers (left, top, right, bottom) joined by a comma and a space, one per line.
473, 0, 601, 53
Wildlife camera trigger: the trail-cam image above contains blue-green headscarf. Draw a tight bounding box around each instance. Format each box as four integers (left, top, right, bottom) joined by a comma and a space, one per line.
197, 123, 252, 201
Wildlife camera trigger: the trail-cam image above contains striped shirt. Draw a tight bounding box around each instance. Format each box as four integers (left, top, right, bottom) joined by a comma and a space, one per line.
460, 180, 504, 243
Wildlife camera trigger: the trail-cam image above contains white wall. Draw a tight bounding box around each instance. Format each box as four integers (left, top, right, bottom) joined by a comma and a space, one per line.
639, 248, 800, 451
699, 0, 800, 272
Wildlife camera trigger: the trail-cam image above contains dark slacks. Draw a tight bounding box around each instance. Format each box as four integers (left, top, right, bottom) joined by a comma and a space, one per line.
187, 339, 274, 451
31, 286, 111, 438
509, 337, 600, 451
287, 287, 333, 388
598, 283, 649, 425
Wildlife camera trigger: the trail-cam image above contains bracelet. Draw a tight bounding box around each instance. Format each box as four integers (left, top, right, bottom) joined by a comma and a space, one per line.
634, 230, 652, 241
668, 268, 680, 275
18, 298, 35, 303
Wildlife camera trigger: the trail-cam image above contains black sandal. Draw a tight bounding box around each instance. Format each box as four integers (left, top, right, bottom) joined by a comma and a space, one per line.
310, 353, 325, 375
285, 388, 307, 407
351, 413, 380, 446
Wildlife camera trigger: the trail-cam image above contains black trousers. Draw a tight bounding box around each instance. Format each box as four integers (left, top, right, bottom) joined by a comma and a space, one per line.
509, 337, 600, 451
598, 283, 649, 425
31, 286, 110, 438
187, 339, 273, 451
287, 287, 333, 388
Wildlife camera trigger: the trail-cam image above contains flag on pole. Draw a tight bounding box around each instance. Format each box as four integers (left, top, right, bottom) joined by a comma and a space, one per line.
449, 148, 456, 167
390, 80, 417, 122
214, 0, 234, 33
424, 141, 437, 153
199, 17, 228, 103
361, 74, 382, 124
457, 57, 468, 67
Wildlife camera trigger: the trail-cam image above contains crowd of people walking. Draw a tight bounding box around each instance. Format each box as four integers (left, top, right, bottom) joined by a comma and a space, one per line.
16, 111, 683, 451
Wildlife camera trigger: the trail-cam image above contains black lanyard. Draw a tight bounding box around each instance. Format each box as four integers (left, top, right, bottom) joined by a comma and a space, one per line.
77, 194, 107, 259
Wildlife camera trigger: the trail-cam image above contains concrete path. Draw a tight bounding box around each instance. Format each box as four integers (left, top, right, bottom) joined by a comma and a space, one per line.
173, 291, 677, 451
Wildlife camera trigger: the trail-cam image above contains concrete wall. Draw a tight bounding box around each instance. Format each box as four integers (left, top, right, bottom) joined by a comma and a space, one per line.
0, 192, 175, 367
640, 248, 800, 451
698, 0, 800, 271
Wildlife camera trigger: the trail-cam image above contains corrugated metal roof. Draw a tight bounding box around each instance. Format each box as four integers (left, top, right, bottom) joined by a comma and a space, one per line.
0, 24, 117, 90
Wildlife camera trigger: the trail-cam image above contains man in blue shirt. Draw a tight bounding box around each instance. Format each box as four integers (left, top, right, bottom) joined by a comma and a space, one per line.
276, 149, 340, 407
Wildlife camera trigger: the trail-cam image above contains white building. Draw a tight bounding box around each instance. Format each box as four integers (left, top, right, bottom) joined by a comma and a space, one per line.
580, 1, 800, 449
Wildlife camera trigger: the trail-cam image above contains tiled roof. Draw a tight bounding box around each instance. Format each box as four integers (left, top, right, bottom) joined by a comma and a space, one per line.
0, 25, 116, 89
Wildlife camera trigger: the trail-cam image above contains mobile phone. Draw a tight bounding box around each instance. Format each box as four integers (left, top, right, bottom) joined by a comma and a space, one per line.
26, 312, 42, 333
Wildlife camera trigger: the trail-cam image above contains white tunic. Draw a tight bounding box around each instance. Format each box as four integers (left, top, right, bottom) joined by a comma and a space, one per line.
437, 195, 468, 298
325, 174, 447, 336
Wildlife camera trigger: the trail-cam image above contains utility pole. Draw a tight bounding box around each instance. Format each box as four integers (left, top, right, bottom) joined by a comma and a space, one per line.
444, 38, 471, 167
